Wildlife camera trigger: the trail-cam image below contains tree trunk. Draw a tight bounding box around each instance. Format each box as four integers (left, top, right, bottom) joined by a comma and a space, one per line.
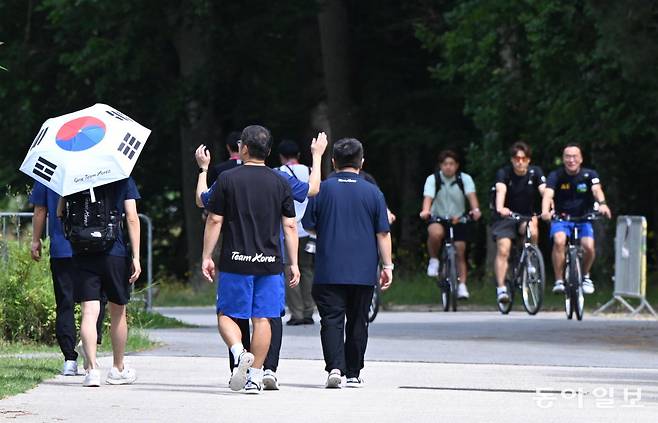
172, 16, 215, 288
317, 0, 358, 175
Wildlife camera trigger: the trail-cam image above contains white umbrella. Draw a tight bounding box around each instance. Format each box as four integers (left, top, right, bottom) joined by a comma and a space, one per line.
20, 103, 151, 197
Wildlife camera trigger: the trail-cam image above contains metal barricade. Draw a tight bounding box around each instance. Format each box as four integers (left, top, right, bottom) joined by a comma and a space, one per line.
0, 211, 154, 311
594, 216, 657, 318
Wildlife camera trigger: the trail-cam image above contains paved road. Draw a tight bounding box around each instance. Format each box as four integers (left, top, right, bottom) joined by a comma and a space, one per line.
1, 308, 657, 422
147, 307, 658, 369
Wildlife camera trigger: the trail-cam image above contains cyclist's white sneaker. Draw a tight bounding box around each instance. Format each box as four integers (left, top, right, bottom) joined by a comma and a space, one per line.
458, 283, 470, 299
61, 360, 78, 376
106, 366, 137, 385
262, 369, 279, 390
496, 287, 510, 304
427, 258, 439, 277
582, 276, 595, 294
552, 280, 565, 294
325, 369, 342, 389
83, 369, 101, 387
229, 350, 254, 391
345, 377, 364, 387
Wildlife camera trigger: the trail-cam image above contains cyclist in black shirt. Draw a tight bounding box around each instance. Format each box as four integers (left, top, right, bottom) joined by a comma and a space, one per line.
541, 143, 612, 295
492, 142, 546, 303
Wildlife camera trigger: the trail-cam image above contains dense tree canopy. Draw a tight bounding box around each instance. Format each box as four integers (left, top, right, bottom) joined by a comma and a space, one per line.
1, 0, 656, 283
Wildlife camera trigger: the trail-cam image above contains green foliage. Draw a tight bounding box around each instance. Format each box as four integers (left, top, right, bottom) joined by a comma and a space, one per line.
0, 356, 61, 399
0, 242, 57, 343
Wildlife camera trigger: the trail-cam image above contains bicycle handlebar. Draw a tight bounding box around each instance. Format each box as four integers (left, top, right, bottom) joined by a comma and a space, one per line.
431, 214, 472, 225
504, 213, 537, 222
551, 211, 602, 223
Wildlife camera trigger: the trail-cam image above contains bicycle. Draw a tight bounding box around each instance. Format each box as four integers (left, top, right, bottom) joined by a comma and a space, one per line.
552, 212, 601, 321
496, 213, 546, 315
433, 215, 470, 312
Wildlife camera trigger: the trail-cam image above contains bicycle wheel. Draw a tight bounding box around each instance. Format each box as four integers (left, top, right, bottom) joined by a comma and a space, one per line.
522, 245, 545, 315
564, 262, 574, 320
368, 283, 381, 323
438, 255, 450, 312
570, 251, 584, 321
447, 248, 458, 312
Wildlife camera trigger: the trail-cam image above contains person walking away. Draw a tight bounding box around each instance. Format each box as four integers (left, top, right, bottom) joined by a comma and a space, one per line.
302, 138, 393, 388
59, 178, 141, 387
201, 125, 300, 394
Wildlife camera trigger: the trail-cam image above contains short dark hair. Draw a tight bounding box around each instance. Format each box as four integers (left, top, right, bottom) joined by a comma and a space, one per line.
510, 141, 532, 158
241, 125, 272, 160
438, 149, 460, 164
225, 131, 241, 153
564, 142, 583, 154
277, 139, 299, 159
333, 138, 363, 169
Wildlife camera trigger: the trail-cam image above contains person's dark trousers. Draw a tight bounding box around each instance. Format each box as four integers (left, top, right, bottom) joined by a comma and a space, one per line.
227, 317, 282, 372
312, 284, 374, 378
50, 258, 79, 361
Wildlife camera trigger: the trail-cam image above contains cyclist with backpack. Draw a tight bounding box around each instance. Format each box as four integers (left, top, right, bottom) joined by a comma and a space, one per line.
541, 143, 612, 295
58, 178, 141, 387
420, 149, 481, 299
491, 142, 546, 303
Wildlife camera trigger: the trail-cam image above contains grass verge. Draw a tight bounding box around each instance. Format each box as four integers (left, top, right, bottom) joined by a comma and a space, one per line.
0, 308, 187, 399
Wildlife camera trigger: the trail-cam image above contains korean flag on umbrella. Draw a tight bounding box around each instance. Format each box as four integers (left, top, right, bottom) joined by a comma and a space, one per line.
20, 103, 151, 197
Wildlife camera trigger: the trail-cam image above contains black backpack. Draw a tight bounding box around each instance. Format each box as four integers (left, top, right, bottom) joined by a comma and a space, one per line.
488, 166, 539, 212
434, 170, 465, 198
63, 184, 121, 254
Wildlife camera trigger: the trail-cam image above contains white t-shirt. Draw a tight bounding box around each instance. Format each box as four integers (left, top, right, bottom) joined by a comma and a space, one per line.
278, 163, 310, 238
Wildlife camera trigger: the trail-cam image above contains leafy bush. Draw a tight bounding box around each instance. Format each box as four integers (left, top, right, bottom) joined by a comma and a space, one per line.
0, 241, 57, 343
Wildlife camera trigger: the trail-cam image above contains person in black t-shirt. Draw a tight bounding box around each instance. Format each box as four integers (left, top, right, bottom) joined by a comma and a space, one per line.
491, 142, 546, 303
541, 143, 612, 295
201, 125, 299, 394
206, 131, 242, 186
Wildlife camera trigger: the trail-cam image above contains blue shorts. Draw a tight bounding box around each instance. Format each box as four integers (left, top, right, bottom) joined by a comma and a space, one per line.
550, 221, 594, 239
217, 272, 285, 319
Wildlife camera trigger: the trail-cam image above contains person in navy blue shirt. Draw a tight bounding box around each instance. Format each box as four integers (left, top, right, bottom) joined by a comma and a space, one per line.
302, 138, 393, 389
541, 143, 612, 295
194, 131, 327, 391
64, 177, 142, 387
30, 182, 106, 376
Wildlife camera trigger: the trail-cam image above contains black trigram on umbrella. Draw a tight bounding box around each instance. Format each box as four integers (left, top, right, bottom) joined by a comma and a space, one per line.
105, 109, 134, 122
118, 133, 141, 160
29, 127, 48, 150
33, 156, 57, 182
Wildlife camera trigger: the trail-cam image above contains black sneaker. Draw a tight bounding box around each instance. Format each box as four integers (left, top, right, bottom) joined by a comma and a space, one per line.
302, 317, 314, 325
286, 318, 303, 326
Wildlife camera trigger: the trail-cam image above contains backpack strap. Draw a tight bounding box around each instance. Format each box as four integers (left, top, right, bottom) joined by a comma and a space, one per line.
433, 170, 442, 198
434, 170, 466, 198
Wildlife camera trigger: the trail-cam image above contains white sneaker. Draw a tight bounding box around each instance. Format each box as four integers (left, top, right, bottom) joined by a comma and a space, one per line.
262, 369, 279, 390
345, 377, 364, 387
106, 366, 137, 385
61, 360, 78, 376
229, 350, 254, 391
582, 277, 595, 295
426, 258, 439, 277
83, 369, 101, 387
325, 369, 342, 389
552, 280, 565, 294
244, 379, 262, 394
458, 283, 470, 299
496, 287, 510, 304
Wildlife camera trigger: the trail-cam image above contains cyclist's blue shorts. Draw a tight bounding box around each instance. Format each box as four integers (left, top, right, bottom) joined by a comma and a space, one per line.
550, 221, 594, 239
217, 272, 284, 319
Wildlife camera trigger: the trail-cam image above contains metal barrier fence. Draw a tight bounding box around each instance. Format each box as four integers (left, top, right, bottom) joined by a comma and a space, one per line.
594, 215, 657, 318
0, 211, 153, 311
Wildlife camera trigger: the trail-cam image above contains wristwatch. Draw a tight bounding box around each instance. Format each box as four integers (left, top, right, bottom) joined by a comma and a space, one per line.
199, 168, 208, 174
382, 264, 394, 270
